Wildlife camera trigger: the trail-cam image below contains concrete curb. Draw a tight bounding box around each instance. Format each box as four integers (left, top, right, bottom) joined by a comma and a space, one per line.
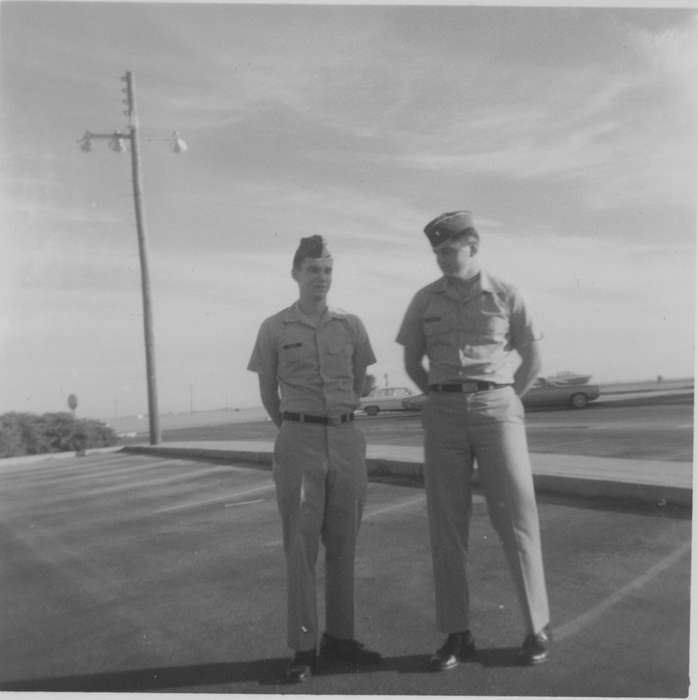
530, 473, 690, 508
123, 445, 275, 467
121, 444, 692, 509
0, 446, 123, 469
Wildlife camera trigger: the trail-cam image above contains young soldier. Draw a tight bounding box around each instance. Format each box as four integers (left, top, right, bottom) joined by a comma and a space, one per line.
247, 235, 381, 682
396, 210, 551, 670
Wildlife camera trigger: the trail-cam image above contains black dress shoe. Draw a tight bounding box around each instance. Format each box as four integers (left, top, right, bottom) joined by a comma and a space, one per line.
519, 624, 552, 665
285, 649, 316, 683
430, 631, 476, 671
319, 633, 382, 666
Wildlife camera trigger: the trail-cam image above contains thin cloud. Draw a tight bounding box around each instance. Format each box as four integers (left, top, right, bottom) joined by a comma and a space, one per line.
1, 193, 125, 227
628, 13, 698, 107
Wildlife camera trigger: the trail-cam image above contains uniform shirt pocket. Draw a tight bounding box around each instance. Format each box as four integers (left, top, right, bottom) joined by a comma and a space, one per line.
323, 335, 353, 380
423, 315, 449, 335
280, 340, 304, 360
475, 311, 509, 340
422, 312, 456, 363
278, 334, 313, 375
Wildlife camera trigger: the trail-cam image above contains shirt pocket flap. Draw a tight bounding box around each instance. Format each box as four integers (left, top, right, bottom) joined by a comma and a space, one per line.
422, 315, 451, 337
279, 336, 307, 361
327, 336, 352, 356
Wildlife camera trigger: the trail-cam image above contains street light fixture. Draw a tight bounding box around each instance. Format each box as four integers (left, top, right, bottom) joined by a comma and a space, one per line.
78, 131, 93, 152
108, 131, 127, 153
78, 71, 186, 445
172, 131, 188, 154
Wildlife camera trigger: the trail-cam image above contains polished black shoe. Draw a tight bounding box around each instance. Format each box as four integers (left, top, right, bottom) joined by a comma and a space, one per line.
519, 624, 552, 665
285, 648, 316, 683
429, 631, 476, 671
319, 633, 382, 666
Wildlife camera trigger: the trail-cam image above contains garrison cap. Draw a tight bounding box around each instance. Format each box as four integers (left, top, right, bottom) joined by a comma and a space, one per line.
424, 210, 477, 248
292, 235, 332, 268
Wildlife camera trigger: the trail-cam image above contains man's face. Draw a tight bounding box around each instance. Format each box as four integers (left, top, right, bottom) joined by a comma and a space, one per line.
292, 256, 333, 301
434, 238, 477, 277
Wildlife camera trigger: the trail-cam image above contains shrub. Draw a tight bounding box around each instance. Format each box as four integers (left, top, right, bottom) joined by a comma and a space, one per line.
0, 412, 118, 459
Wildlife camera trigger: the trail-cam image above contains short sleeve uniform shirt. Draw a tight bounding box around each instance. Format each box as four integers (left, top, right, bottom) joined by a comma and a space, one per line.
396, 270, 541, 385
248, 302, 376, 415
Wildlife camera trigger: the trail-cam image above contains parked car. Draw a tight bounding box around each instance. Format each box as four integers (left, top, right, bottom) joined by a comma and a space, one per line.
402, 393, 428, 411
522, 377, 600, 410
400, 378, 600, 412
360, 387, 416, 416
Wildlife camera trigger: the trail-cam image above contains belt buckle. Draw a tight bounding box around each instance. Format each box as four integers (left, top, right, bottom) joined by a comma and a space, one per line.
327, 415, 341, 427
461, 381, 479, 393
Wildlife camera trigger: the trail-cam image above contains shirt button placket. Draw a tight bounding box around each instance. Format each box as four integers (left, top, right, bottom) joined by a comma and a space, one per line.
316, 328, 330, 412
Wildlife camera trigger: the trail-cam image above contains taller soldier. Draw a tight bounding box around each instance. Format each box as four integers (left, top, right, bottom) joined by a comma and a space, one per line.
396, 210, 551, 670
248, 235, 381, 682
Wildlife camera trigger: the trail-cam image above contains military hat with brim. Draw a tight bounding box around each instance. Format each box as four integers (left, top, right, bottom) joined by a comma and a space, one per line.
424, 210, 476, 248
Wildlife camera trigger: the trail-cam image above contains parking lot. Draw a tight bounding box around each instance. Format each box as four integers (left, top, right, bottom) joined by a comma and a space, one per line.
0, 447, 691, 695
153, 391, 694, 463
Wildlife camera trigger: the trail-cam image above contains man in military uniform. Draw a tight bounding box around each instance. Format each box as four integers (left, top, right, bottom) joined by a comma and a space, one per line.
248, 235, 381, 682
396, 210, 551, 670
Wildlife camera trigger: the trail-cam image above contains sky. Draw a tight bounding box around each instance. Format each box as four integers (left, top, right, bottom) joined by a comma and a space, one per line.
1, 1, 696, 420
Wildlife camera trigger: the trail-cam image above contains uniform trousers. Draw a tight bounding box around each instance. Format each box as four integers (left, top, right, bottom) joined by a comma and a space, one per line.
422, 386, 550, 635
273, 419, 368, 651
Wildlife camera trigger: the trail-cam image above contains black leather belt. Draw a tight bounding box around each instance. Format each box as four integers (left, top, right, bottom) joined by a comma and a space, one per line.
429, 382, 511, 393
282, 411, 354, 426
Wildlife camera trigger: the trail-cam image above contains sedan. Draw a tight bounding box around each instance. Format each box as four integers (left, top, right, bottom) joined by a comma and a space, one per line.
402, 393, 429, 411
360, 387, 416, 416
522, 378, 600, 410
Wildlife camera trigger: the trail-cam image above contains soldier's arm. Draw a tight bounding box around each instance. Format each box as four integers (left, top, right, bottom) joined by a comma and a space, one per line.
396, 292, 429, 394
509, 287, 543, 397
248, 318, 282, 427
352, 316, 377, 398
403, 342, 430, 395
258, 373, 283, 428
353, 364, 368, 400
398, 291, 429, 394
513, 340, 542, 397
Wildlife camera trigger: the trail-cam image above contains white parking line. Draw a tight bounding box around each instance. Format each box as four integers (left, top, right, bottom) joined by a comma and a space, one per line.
225, 498, 266, 507
362, 493, 426, 518
154, 482, 275, 514
554, 539, 692, 642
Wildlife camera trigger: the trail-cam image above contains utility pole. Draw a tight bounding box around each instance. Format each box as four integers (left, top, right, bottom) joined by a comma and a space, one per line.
78, 71, 187, 445
126, 71, 161, 445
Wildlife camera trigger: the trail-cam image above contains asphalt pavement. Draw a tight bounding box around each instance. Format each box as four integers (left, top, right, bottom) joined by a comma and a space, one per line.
0, 446, 693, 696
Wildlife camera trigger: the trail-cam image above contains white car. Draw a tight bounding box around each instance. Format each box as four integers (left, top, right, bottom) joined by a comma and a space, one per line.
359, 387, 415, 416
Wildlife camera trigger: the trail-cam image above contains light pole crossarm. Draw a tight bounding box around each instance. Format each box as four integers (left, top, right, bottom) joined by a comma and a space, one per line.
79, 130, 131, 140
78, 129, 186, 153
78, 130, 130, 153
